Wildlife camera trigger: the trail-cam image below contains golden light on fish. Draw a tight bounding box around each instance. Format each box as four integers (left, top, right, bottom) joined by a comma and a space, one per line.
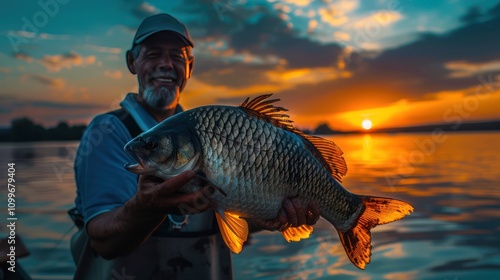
362, 119, 372, 130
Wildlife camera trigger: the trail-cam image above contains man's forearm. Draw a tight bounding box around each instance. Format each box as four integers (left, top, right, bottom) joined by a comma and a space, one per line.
86, 198, 166, 259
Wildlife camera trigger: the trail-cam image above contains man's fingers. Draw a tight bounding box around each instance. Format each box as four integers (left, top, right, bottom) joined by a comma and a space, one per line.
306, 200, 321, 225
155, 171, 196, 196
290, 196, 306, 226
282, 198, 298, 227
169, 186, 215, 215
138, 175, 164, 186
281, 197, 320, 228
249, 199, 321, 232
277, 209, 289, 231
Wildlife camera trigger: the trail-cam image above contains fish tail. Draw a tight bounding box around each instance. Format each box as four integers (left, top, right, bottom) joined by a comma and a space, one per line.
336, 196, 414, 270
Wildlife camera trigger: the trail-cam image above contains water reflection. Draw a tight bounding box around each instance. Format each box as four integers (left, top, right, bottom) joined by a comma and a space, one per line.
12, 145, 36, 165
0, 133, 499, 279
361, 134, 372, 161
235, 132, 500, 279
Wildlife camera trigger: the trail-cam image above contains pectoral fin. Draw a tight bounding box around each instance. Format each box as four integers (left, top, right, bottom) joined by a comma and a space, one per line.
281, 224, 314, 242
215, 211, 249, 254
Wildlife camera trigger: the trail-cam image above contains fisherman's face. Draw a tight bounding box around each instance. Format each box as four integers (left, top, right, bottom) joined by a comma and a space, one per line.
131, 32, 191, 110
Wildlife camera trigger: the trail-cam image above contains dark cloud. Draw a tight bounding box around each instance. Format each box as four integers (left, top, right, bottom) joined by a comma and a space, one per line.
277, 3, 500, 116
460, 6, 483, 23
214, 95, 250, 105
174, 1, 500, 116
193, 56, 274, 88
176, 2, 346, 89
230, 13, 344, 69
357, 4, 500, 94
489, 2, 500, 15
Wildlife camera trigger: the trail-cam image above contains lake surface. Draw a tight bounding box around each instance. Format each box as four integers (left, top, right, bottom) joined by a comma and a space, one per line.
0, 132, 499, 279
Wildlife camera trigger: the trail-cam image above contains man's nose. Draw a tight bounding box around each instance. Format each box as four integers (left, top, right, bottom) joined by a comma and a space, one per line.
157, 54, 174, 71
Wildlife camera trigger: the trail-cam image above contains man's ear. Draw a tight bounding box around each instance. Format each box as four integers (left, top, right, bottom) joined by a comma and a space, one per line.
186, 58, 194, 79
126, 50, 136, 74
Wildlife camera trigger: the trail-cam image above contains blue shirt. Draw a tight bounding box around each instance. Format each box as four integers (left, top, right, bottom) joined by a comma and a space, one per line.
74, 93, 158, 224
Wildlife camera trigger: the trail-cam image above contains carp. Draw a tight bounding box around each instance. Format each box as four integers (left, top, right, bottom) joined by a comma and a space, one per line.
124, 94, 414, 269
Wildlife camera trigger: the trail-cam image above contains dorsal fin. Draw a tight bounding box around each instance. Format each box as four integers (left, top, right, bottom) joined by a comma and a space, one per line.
239, 94, 348, 181
239, 94, 295, 131
301, 134, 347, 182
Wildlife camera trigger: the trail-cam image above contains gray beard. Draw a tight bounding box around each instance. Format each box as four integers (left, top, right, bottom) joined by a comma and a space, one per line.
143, 85, 179, 110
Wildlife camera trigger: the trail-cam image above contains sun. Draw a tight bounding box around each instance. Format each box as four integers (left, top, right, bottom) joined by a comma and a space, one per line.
362, 119, 372, 130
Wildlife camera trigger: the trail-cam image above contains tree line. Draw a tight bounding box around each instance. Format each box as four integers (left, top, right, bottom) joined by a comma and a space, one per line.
0, 118, 86, 142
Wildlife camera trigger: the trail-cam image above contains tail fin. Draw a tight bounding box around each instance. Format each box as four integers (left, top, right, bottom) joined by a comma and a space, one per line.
337, 196, 414, 270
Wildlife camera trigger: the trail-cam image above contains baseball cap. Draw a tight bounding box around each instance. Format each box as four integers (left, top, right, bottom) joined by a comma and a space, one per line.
131, 13, 194, 49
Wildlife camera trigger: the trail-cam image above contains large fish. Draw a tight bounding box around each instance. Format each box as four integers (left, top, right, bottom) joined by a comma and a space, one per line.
124, 94, 414, 269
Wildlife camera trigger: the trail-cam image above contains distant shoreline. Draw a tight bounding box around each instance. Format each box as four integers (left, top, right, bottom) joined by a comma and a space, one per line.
307, 120, 500, 135
1, 119, 499, 142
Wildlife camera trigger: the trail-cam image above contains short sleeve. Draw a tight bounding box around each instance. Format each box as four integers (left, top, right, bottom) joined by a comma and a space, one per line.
73, 113, 139, 224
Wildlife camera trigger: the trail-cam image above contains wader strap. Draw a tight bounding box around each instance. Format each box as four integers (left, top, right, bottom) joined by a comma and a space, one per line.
107, 108, 143, 138
66, 108, 142, 231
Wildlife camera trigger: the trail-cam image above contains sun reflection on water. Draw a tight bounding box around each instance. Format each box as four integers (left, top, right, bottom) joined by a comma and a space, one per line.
0, 133, 499, 279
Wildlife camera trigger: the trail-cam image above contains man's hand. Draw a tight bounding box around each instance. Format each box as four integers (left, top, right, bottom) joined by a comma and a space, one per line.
87, 170, 214, 259
130, 171, 215, 216
249, 197, 320, 232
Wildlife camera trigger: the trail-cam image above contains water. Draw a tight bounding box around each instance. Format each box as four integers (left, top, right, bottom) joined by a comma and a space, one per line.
0, 132, 499, 279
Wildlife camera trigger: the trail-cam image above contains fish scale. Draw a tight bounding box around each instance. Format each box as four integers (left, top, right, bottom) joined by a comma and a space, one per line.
191, 106, 355, 222
124, 95, 414, 269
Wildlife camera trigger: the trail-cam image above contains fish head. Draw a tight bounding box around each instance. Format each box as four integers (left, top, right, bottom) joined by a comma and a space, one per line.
124, 123, 201, 179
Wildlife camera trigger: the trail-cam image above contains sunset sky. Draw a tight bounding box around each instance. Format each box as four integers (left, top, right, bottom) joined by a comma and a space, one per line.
1, 0, 500, 131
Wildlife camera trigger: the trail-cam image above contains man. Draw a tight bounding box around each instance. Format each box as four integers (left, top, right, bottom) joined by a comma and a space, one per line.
71, 13, 320, 279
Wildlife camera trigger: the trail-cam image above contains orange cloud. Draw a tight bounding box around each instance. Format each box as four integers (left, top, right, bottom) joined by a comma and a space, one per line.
308, 19, 318, 33
15, 53, 33, 63
266, 67, 352, 85
445, 60, 500, 78
283, 0, 312, 6
104, 70, 123, 79
23, 74, 65, 88
319, 0, 358, 26
353, 10, 403, 28
39, 52, 96, 72
333, 31, 351, 41
273, 3, 292, 13
86, 44, 122, 54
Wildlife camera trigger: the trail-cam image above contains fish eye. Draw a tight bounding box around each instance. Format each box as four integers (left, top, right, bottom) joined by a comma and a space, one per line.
145, 136, 158, 149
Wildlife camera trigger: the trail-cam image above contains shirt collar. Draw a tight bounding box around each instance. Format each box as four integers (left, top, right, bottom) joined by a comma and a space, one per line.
120, 93, 183, 132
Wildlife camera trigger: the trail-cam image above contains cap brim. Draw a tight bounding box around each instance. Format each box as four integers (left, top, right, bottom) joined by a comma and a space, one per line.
134, 30, 193, 47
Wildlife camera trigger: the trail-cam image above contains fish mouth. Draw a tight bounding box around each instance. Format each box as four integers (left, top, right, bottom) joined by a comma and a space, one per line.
124, 154, 157, 175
